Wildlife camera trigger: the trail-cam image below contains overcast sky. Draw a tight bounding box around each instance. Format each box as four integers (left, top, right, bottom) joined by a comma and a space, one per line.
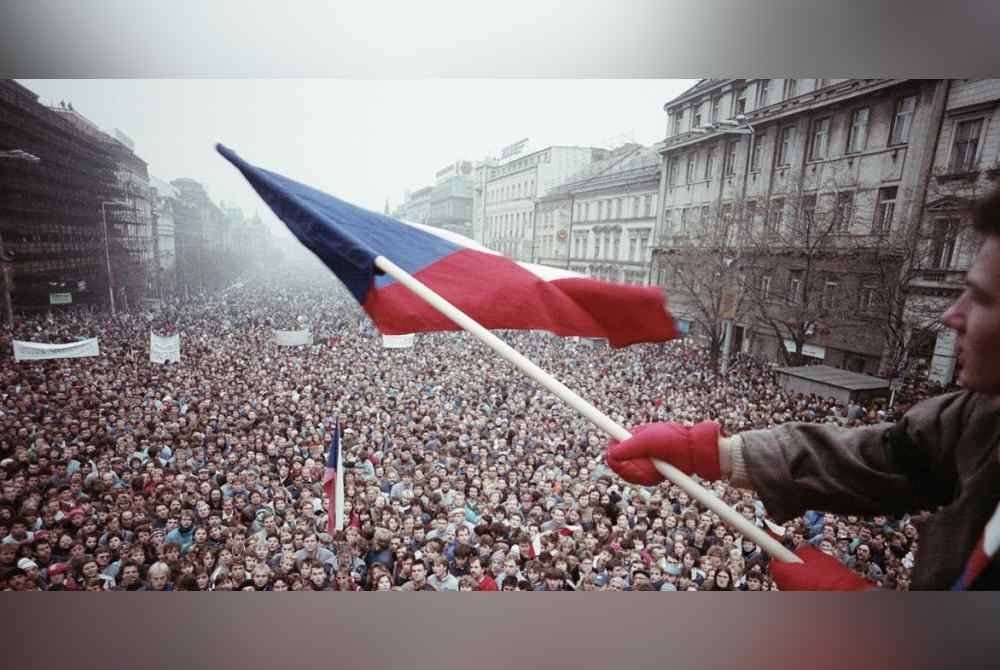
18, 79, 696, 233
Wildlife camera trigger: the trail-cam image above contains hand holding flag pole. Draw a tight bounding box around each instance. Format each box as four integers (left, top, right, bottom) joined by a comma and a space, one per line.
374, 255, 800, 565
217, 143, 800, 565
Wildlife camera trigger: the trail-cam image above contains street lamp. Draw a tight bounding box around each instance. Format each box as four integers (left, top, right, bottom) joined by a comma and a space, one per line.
100, 199, 129, 317
0, 148, 42, 327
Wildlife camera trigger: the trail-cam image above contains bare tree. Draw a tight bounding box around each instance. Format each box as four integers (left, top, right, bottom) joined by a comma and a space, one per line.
739, 171, 904, 369
656, 201, 748, 373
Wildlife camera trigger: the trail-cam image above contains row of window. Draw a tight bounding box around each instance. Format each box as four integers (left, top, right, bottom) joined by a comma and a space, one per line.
571, 229, 652, 262
574, 194, 655, 222
668, 94, 919, 186
670, 79, 834, 135
487, 178, 536, 203
486, 210, 534, 239
662, 186, 900, 238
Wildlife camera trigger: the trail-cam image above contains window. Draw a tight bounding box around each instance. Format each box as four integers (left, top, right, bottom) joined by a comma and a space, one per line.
640, 235, 649, 260
672, 110, 684, 135
833, 191, 854, 232
614, 198, 622, 219
595, 234, 603, 259
743, 200, 757, 235
711, 97, 722, 123
724, 140, 739, 176
787, 270, 803, 304
822, 281, 839, 310
644, 195, 654, 217
766, 198, 784, 236
704, 146, 715, 180
778, 126, 795, 166
760, 274, 772, 299
699, 205, 710, 232
668, 158, 680, 186
750, 131, 765, 171
873, 186, 897, 234
734, 87, 747, 116
686, 153, 698, 183
949, 118, 984, 172
931, 218, 960, 269
783, 79, 798, 100
756, 80, 770, 108
809, 117, 831, 161
632, 197, 640, 218
680, 208, 689, 233
612, 233, 620, 260
600, 200, 607, 220
802, 193, 817, 228
692, 104, 702, 129
629, 237, 638, 261
847, 108, 870, 153
662, 209, 673, 235
890, 95, 917, 145
858, 287, 878, 312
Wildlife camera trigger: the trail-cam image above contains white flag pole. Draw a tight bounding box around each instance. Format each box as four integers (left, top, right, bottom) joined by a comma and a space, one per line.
373, 255, 800, 564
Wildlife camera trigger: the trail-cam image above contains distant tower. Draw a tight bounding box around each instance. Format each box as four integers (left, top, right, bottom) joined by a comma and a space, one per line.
384, 198, 390, 215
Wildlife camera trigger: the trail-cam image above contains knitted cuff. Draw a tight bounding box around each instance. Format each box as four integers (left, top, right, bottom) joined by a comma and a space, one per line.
727, 434, 753, 488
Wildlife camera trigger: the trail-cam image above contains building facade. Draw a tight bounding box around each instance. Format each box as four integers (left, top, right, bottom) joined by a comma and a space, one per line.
427, 160, 475, 238
482, 145, 610, 261
149, 175, 179, 300
905, 78, 1000, 384
534, 143, 662, 284
0, 80, 122, 316
654, 78, 951, 376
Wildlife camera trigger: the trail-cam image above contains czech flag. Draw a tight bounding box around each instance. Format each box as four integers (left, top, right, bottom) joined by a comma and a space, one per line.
218, 144, 677, 347
322, 418, 344, 534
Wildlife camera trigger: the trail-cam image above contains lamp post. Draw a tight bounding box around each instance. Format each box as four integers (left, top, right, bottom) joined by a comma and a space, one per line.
100, 199, 128, 317
0, 149, 42, 328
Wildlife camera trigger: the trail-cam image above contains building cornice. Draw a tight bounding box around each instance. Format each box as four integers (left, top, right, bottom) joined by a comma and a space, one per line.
660, 79, 912, 155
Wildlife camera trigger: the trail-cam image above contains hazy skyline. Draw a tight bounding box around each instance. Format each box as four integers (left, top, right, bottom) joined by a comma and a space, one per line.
19, 79, 696, 235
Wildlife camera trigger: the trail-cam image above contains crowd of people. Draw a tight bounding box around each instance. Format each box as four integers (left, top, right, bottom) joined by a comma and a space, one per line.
0, 264, 954, 592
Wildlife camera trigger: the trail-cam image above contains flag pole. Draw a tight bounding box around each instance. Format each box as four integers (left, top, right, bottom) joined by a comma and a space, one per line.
373, 255, 800, 564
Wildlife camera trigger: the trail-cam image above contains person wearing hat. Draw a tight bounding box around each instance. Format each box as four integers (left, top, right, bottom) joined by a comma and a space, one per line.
606, 187, 1000, 591
45, 563, 73, 591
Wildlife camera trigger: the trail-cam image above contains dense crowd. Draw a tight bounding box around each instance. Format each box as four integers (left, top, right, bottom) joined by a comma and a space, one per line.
0, 265, 952, 591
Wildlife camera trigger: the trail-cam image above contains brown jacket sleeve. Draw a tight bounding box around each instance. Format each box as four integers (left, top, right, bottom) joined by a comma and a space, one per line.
734, 391, 973, 521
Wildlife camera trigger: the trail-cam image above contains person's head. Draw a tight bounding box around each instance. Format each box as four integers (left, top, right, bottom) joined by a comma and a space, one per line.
376, 573, 393, 591
120, 561, 141, 587
148, 562, 171, 590
252, 565, 271, 589
410, 560, 427, 584
942, 188, 1000, 393
469, 556, 485, 580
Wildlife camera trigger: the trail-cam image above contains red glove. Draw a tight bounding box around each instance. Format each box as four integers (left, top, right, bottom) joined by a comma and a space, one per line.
605, 421, 722, 486
770, 545, 875, 591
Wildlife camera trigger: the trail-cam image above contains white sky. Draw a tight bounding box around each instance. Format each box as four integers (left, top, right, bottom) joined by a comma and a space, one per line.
18, 79, 696, 234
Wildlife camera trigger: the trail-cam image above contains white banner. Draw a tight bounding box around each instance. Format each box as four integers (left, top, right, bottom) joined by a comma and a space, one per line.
382, 333, 415, 349
274, 329, 313, 346
150, 332, 181, 364
13, 338, 99, 362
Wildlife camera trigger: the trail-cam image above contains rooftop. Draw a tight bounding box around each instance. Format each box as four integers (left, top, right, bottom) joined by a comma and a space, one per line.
775, 365, 889, 391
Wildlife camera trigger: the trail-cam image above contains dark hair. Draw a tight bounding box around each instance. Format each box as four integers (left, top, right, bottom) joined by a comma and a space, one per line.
974, 187, 1000, 237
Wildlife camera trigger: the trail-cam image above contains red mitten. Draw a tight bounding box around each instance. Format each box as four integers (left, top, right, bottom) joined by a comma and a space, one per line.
770, 545, 875, 591
605, 421, 722, 486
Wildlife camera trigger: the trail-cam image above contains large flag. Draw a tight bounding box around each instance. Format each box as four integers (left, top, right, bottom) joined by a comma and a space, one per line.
217, 145, 677, 347
322, 419, 345, 534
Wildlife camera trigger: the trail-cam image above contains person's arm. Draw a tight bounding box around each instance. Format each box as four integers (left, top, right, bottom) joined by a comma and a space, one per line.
722, 390, 978, 521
